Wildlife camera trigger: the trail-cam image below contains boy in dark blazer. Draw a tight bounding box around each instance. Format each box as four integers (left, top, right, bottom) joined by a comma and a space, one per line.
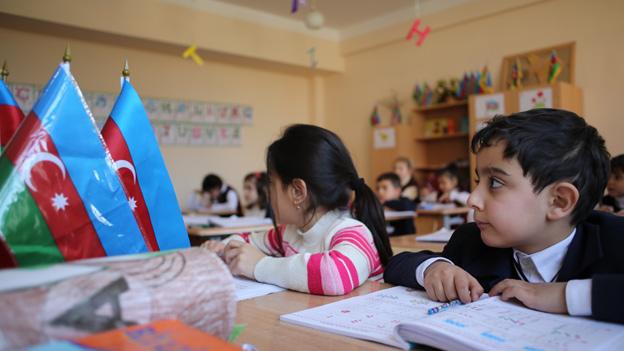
376, 172, 416, 235
384, 109, 624, 324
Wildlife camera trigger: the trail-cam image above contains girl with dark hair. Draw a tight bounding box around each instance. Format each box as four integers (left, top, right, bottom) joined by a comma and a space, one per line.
242, 172, 270, 218
204, 124, 392, 295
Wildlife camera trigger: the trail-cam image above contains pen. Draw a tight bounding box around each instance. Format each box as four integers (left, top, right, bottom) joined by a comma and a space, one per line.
427, 299, 463, 315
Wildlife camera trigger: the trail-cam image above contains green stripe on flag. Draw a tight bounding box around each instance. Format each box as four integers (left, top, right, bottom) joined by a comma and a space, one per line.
0, 156, 64, 266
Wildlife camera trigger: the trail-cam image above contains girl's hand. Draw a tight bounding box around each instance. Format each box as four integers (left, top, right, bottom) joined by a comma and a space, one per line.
489, 279, 568, 314
201, 240, 226, 258
223, 241, 267, 279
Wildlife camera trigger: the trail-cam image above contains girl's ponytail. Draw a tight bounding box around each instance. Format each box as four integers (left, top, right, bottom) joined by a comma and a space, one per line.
350, 177, 393, 265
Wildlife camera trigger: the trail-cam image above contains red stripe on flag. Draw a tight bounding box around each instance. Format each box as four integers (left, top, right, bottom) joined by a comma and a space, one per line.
0, 104, 25, 148
101, 118, 159, 251
4, 113, 106, 260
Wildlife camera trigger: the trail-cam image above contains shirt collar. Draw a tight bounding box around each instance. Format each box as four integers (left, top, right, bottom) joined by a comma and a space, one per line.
513, 228, 577, 283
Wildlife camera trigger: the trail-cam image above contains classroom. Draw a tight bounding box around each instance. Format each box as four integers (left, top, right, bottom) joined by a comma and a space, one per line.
1, 0, 623, 350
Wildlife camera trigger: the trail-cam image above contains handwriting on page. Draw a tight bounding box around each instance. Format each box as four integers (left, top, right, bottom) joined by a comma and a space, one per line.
281, 287, 439, 347
424, 297, 623, 351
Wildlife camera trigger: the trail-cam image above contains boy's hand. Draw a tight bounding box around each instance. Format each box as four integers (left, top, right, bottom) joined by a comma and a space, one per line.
489, 279, 568, 314
438, 192, 451, 203
222, 241, 266, 279
424, 261, 484, 304
201, 240, 226, 258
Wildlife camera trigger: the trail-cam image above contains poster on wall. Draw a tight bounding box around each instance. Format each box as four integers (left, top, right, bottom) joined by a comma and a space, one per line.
7, 82, 253, 147
519, 88, 553, 112
475, 93, 505, 120
373, 127, 396, 150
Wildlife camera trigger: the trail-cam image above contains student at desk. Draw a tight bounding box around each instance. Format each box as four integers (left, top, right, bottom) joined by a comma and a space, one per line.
385, 109, 624, 324
243, 171, 271, 218
187, 174, 243, 216
376, 172, 416, 235
436, 164, 470, 206
203, 124, 392, 295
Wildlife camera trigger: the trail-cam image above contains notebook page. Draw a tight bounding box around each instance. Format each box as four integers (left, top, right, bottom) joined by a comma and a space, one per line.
396, 296, 624, 351
280, 286, 440, 349
233, 277, 285, 301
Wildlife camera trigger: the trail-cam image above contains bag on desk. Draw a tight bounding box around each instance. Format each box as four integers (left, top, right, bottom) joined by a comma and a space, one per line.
0, 248, 236, 351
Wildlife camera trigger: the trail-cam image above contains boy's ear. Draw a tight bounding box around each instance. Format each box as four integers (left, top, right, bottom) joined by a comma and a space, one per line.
546, 182, 579, 221
289, 178, 308, 206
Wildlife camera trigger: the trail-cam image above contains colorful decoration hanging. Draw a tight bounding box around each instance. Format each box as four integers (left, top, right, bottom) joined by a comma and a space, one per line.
291, 0, 307, 14
412, 84, 423, 106
405, 19, 430, 47
182, 44, 204, 66
391, 97, 402, 125
548, 50, 562, 83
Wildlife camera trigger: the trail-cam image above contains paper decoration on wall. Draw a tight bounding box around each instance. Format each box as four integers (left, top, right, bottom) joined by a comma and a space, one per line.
373, 127, 396, 150
8, 82, 252, 147
519, 88, 553, 112
475, 93, 505, 119
307, 47, 318, 69
182, 44, 204, 66
405, 19, 430, 47
510, 58, 523, 89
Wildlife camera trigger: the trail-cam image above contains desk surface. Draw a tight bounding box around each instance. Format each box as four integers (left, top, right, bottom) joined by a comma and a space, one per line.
390, 234, 446, 254
235, 281, 398, 351
416, 206, 470, 216
187, 224, 273, 237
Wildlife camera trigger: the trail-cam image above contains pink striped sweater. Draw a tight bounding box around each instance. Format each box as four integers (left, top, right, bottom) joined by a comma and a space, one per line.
226, 210, 383, 295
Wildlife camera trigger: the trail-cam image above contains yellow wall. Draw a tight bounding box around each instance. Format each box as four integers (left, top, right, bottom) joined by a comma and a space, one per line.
326, 0, 624, 181
0, 26, 313, 205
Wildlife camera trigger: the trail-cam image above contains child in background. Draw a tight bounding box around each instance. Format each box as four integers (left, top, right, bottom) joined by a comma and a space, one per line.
436, 165, 470, 206
600, 154, 624, 215
384, 109, 624, 324
242, 172, 270, 218
376, 172, 416, 235
186, 174, 242, 216
394, 157, 419, 203
203, 124, 392, 295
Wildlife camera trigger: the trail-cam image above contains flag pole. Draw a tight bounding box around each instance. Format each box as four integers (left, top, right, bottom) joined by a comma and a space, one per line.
0, 61, 8, 82
62, 44, 72, 66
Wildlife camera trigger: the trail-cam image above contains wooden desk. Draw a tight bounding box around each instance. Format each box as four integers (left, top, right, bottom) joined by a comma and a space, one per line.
188, 224, 273, 238
415, 207, 470, 234
235, 281, 399, 351
390, 234, 445, 254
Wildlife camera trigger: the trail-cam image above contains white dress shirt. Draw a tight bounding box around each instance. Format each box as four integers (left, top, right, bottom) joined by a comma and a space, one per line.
415, 228, 592, 316
210, 184, 239, 212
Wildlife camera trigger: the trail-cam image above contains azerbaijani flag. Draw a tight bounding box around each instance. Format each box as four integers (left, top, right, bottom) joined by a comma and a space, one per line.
101, 78, 189, 251
0, 64, 148, 267
0, 79, 25, 152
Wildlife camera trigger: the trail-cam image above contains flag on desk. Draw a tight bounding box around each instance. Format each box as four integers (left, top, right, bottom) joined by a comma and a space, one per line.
101, 77, 189, 250
0, 63, 147, 266
0, 79, 25, 152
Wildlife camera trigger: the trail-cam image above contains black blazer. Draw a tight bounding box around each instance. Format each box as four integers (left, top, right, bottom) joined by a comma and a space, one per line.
384, 210, 624, 323
384, 197, 417, 236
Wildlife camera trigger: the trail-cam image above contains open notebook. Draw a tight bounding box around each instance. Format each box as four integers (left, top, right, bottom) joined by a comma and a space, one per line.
280, 286, 624, 350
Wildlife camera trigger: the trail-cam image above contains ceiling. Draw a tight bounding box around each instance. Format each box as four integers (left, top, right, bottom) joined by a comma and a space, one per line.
162, 0, 471, 39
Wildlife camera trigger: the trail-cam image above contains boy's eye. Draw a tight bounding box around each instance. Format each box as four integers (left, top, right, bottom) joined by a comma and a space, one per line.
489, 177, 503, 189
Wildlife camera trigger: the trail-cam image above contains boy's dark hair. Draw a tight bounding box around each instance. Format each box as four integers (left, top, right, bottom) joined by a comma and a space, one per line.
611, 154, 624, 175
244, 172, 269, 210
436, 164, 459, 181
202, 174, 222, 192
377, 172, 401, 189
471, 108, 610, 225
267, 124, 393, 265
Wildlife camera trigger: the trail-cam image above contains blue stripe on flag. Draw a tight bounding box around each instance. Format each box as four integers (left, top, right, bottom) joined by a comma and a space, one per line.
0, 80, 19, 107
110, 80, 189, 249
32, 64, 148, 255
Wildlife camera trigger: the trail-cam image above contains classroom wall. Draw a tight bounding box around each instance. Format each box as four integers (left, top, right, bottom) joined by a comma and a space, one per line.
0, 25, 313, 206
325, 0, 624, 182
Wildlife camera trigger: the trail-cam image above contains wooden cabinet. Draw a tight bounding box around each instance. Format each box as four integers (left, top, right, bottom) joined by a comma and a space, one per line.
370, 101, 470, 185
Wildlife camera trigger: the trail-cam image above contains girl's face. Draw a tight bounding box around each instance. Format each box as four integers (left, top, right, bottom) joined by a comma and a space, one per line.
268, 174, 299, 225
243, 179, 259, 205
438, 174, 458, 193
394, 161, 411, 181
